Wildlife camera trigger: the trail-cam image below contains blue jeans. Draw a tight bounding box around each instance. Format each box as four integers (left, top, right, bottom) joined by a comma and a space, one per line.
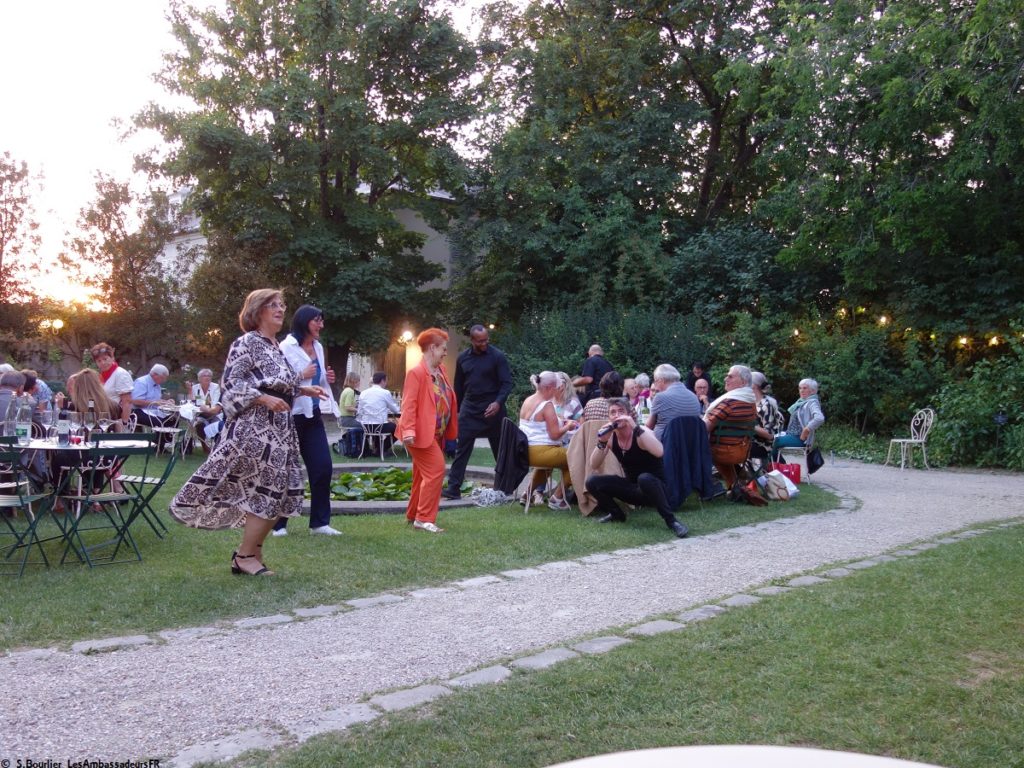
274, 411, 333, 530
772, 433, 806, 461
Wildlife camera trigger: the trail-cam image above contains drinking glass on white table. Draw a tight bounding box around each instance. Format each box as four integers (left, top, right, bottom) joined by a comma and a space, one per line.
68, 412, 84, 445
39, 408, 55, 442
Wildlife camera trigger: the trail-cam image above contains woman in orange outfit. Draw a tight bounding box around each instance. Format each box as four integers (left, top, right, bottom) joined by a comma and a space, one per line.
399, 328, 458, 533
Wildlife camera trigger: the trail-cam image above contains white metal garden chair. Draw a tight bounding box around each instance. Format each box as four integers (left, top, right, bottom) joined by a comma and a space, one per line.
884, 408, 935, 470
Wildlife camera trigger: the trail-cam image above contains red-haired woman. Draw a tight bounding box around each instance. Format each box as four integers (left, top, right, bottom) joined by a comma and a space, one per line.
398, 328, 458, 533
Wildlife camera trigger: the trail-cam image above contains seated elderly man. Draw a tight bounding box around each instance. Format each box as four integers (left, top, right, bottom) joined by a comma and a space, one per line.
645, 363, 701, 441
0, 370, 26, 414
357, 371, 401, 451
585, 398, 689, 538
703, 364, 757, 490
131, 364, 176, 437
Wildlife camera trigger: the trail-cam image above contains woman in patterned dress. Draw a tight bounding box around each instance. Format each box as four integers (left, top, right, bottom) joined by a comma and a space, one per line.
398, 328, 458, 533
169, 289, 329, 575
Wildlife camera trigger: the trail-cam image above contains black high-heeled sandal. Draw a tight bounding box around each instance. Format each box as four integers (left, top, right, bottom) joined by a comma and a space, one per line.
231, 551, 272, 576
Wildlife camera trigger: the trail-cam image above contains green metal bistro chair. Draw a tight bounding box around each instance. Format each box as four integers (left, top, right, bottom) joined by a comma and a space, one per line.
59, 439, 157, 567
115, 434, 177, 539
0, 445, 53, 576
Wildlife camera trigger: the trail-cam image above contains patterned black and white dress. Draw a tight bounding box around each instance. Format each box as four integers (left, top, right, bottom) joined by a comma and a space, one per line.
170, 331, 304, 530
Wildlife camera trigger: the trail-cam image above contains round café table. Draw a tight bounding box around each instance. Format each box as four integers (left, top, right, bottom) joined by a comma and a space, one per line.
544, 745, 943, 768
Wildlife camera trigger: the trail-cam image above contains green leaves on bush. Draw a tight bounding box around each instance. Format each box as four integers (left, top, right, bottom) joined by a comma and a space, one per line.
930, 338, 1024, 469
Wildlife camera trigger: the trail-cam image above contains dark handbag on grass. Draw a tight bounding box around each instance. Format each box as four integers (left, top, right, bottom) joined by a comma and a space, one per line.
807, 447, 825, 475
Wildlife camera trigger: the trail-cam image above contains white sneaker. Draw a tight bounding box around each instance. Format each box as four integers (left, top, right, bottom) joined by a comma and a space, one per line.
270, 528, 288, 537
310, 525, 343, 536
413, 520, 444, 534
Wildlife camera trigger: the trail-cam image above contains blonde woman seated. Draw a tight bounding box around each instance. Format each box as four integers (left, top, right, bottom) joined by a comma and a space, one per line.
554, 371, 583, 439
518, 371, 578, 509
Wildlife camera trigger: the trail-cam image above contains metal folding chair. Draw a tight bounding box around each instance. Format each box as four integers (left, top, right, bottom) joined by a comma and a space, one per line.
59, 440, 157, 567
115, 434, 176, 539
0, 445, 52, 576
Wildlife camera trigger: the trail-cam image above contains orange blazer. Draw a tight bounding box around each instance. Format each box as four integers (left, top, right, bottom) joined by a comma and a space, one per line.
398, 360, 458, 449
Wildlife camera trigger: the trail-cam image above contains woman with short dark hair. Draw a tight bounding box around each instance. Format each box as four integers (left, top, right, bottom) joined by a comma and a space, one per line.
272, 304, 341, 537
581, 370, 625, 423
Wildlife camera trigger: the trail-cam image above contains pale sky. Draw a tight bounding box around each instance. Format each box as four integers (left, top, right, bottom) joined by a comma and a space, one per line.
0, 0, 487, 303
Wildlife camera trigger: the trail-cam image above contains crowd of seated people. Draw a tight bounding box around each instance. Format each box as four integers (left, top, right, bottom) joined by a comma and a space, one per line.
504, 355, 824, 537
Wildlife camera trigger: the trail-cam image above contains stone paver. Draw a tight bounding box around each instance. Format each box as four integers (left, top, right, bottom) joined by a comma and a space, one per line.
454, 575, 504, 589
845, 559, 883, 570
719, 594, 762, 608
288, 704, 379, 742
171, 729, 281, 768
510, 648, 579, 670
500, 568, 545, 579
787, 575, 829, 587
347, 594, 405, 609
448, 665, 513, 688
234, 614, 294, 629
572, 636, 633, 655
676, 605, 726, 623
626, 620, 685, 636
71, 635, 154, 654
293, 605, 343, 618
409, 587, 460, 599
890, 549, 921, 557
370, 684, 452, 712
159, 627, 222, 642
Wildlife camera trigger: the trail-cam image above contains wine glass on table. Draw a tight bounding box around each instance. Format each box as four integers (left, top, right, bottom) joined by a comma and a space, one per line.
96, 416, 114, 434
82, 408, 97, 440
68, 412, 84, 445
39, 406, 55, 443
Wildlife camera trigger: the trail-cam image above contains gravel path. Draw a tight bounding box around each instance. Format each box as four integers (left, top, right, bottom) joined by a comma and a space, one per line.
2, 461, 1022, 763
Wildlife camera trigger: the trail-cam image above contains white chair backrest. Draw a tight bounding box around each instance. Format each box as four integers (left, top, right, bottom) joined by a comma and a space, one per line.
910, 408, 935, 441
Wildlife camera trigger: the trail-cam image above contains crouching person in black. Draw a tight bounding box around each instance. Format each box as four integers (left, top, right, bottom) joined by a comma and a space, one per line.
586, 397, 689, 539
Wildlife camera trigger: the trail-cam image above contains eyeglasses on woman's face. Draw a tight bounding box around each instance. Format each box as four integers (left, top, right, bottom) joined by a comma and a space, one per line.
266, 301, 287, 311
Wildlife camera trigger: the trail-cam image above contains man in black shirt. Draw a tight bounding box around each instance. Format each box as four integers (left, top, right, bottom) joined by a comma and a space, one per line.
585, 398, 689, 538
442, 325, 513, 500
572, 344, 614, 406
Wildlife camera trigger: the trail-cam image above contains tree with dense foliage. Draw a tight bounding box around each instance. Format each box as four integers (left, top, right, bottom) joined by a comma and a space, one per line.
0, 152, 42, 332
762, 0, 1024, 336
62, 176, 186, 368
138, 0, 479, 368
449, 0, 793, 326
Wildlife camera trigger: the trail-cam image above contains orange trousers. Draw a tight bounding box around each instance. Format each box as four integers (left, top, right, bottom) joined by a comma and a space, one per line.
406, 440, 446, 524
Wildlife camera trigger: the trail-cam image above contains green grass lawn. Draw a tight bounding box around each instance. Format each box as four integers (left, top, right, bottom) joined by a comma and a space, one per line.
2, 451, 836, 651
242, 524, 1024, 768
